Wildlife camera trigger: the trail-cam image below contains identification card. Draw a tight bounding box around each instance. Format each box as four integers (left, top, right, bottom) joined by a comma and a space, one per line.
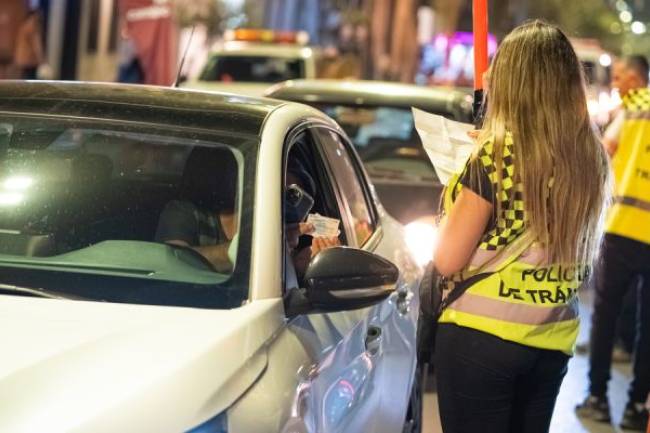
307, 213, 340, 238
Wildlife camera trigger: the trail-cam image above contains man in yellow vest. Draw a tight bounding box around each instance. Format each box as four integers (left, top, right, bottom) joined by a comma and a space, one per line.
602, 58, 640, 362
576, 55, 650, 431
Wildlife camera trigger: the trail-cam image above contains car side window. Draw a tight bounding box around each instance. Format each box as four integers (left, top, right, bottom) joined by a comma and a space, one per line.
315, 128, 376, 247
282, 130, 347, 291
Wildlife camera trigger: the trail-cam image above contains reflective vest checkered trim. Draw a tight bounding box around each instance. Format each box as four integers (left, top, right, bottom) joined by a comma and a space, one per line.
440, 134, 583, 355
605, 87, 650, 244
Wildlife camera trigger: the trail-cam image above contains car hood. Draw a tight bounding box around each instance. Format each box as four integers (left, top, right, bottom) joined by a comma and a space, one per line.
0, 295, 285, 433
182, 80, 271, 97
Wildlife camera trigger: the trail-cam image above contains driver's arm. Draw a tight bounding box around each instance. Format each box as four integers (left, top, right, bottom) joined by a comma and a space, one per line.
156, 200, 234, 272
167, 240, 233, 273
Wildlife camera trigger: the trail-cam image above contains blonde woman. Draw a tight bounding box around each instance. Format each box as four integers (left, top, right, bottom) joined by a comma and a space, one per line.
432, 21, 610, 433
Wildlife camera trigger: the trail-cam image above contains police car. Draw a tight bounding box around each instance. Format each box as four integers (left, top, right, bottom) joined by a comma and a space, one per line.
182, 29, 320, 97
0, 81, 423, 433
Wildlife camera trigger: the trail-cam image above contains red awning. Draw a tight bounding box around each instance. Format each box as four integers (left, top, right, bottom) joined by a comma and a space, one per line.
118, 0, 177, 86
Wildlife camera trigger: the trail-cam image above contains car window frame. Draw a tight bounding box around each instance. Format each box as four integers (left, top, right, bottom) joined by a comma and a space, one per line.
311, 126, 382, 250
280, 120, 351, 293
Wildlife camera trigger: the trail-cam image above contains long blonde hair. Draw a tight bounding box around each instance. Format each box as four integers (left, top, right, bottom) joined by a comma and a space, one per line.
478, 20, 610, 265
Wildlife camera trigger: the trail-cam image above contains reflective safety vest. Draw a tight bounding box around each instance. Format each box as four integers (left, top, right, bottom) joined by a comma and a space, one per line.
605, 87, 650, 245
439, 170, 583, 356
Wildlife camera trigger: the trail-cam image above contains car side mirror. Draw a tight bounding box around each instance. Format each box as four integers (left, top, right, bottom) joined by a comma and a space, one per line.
300, 247, 399, 313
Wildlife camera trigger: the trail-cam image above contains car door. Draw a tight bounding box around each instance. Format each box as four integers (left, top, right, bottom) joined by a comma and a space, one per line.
313, 126, 421, 433
284, 125, 420, 433
277, 124, 396, 433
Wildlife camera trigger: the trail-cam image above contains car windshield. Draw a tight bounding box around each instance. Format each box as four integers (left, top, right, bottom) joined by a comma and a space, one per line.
200, 55, 305, 83
317, 105, 438, 183
0, 115, 254, 309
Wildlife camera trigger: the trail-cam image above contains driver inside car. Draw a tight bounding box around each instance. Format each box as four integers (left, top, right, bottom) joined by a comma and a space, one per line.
285, 157, 340, 280
155, 146, 238, 273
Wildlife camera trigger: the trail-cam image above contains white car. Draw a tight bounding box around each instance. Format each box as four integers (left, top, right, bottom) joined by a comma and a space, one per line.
0, 81, 424, 433
182, 30, 319, 97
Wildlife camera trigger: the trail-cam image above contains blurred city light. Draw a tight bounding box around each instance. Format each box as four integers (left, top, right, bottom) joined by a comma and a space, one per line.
405, 221, 438, 266
0, 192, 24, 207
620, 10, 633, 23
3, 176, 34, 191
588, 90, 621, 125
599, 53, 612, 67
622, 42, 633, 55
610, 22, 623, 34
223, 0, 245, 8
0, 0, 642, 93
631, 21, 647, 34
587, 99, 600, 117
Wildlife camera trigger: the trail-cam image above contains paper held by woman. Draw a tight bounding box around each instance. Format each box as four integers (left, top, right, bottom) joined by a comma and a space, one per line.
412, 107, 476, 186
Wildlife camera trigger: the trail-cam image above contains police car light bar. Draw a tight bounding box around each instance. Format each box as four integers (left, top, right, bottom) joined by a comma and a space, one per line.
224, 29, 310, 45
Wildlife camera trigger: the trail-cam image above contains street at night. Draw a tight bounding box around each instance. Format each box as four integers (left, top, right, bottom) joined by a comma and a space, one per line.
0, 1, 649, 432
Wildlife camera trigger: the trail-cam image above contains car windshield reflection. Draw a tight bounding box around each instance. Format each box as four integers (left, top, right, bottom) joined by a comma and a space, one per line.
317, 104, 438, 183
0, 116, 252, 308
200, 55, 305, 83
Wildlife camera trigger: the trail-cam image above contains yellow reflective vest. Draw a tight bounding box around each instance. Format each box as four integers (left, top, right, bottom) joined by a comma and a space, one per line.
605, 87, 650, 245
438, 141, 582, 356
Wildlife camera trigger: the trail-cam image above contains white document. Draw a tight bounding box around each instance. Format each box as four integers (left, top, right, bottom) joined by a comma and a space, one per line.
307, 213, 340, 238
412, 107, 477, 185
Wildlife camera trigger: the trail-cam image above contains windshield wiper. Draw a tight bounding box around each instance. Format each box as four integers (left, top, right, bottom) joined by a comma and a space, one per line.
0, 283, 81, 300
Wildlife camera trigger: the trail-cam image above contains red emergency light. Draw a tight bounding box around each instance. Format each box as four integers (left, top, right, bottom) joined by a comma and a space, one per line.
224, 29, 310, 45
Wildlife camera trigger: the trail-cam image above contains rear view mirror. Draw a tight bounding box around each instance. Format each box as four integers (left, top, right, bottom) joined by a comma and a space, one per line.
303, 247, 398, 312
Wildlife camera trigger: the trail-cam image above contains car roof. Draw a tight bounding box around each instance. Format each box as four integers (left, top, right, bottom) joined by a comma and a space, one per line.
0, 81, 285, 138
266, 79, 474, 122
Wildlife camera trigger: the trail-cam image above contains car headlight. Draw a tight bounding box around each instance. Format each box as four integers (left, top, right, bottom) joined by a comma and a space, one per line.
186, 411, 228, 433
404, 220, 438, 267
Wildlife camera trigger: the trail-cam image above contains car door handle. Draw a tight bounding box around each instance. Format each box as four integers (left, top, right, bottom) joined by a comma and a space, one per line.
395, 290, 412, 315
365, 326, 382, 356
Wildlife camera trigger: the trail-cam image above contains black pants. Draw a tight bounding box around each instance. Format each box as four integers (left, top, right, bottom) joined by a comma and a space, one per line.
435, 323, 569, 433
618, 282, 639, 353
589, 233, 650, 403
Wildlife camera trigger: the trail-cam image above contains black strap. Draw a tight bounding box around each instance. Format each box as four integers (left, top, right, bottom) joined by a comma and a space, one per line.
436, 272, 492, 317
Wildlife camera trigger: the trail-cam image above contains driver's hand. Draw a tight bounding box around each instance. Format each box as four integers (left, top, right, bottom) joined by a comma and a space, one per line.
311, 236, 341, 258
300, 222, 315, 235
287, 222, 315, 249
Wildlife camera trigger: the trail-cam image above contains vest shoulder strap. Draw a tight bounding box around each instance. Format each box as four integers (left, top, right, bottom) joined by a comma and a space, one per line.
439, 230, 536, 312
